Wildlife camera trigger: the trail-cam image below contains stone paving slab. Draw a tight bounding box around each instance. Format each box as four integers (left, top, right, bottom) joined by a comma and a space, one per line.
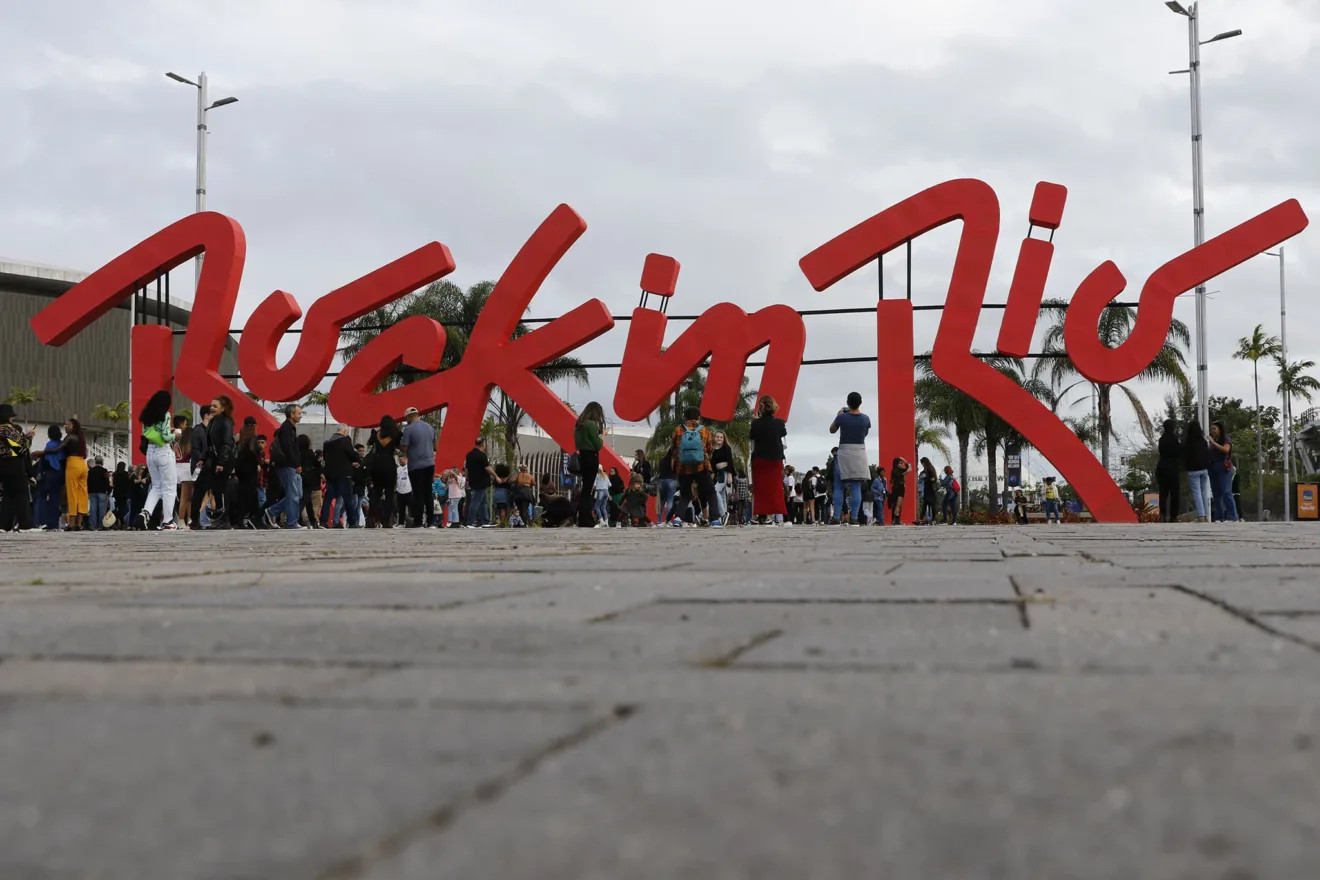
2, 524, 1320, 879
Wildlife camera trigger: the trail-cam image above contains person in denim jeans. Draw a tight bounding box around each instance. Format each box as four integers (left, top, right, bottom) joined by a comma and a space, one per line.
265, 404, 304, 529
656, 451, 679, 524
1041, 476, 1061, 523
1208, 421, 1239, 522
87, 457, 110, 531
1183, 419, 1211, 522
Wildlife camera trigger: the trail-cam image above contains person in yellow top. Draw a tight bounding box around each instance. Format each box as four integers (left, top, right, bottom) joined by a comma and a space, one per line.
668, 407, 720, 527
1042, 476, 1061, 524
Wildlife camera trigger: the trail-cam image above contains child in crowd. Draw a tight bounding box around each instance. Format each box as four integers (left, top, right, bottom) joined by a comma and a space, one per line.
620, 475, 652, 527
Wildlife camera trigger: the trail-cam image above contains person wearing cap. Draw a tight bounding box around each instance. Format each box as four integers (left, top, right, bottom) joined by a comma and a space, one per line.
398, 407, 436, 528
0, 403, 36, 531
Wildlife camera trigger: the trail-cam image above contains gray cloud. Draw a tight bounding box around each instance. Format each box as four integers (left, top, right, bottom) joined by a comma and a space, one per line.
1, 0, 1315, 474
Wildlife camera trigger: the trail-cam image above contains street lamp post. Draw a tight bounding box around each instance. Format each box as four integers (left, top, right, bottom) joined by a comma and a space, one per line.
1265, 247, 1289, 521
1165, 2, 1241, 433
166, 72, 238, 421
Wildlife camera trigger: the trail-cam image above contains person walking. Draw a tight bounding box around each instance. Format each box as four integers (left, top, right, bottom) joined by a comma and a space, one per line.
234, 417, 263, 529
671, 407, 719, 526
655, 445, 678, 525
1183, 419, 1211, 523
263, 404, 304, 529
188, 403, 214, 529
1156, 419, 1182, 523
296, 434, 323, 528
574, 402, 607, 527
748, 395, 788, 526
829, 392, 871, 526
201, 396, 236, 529
136, 390, 182, 530
0, 403, 36, 532
321, 425, 363, 528
399, 407, 436, 528
1208, 421, 1239, 522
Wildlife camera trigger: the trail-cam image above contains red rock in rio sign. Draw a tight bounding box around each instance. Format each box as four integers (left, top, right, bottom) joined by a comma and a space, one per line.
30, 179, 1307, 523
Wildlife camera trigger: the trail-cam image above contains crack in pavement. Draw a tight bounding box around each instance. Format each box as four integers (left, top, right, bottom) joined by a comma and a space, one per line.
314, 704, 638, 880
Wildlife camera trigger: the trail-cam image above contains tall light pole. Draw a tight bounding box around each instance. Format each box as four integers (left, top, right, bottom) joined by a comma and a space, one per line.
1265, 247, 1289, 521
166, 72, 238, 293
1165, 2, 1241, 433
166, 72, 237, 422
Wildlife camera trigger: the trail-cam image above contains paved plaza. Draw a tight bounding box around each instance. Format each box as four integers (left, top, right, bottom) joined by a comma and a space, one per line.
2, 524, 1319, 879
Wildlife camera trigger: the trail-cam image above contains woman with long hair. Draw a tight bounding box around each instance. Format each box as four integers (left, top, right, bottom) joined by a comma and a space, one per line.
919, 457, 939, 525
201, 395, 236, 528
173, 414, 193, 526
136, 390, 182, 530
234, 417, 262, 529
38, 417, 89, 530
710, 430, 734, 524
889, 457, 910, 525
1183, 419, 1210, 523
748, 394, 788, 526
574, 402, 606, 527
298, 433, 324, 528
1156, 419, 1182, 523
368, 415, 401, 527
1208, 420, 1239, 522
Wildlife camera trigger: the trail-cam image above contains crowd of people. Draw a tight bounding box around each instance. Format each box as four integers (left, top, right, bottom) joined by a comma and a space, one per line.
5, 387, 1220, 533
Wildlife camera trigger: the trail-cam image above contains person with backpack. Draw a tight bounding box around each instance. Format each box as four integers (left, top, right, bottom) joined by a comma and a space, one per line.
670, 406, 720, 526
940, 465, 960, 524
1041, 476, 1061, 524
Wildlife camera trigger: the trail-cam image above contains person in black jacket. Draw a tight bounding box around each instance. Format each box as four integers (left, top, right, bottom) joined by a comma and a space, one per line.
234, 417, 263, 529
297, 434, 324, 528
320, 425, 363, 528
188, 403, 213, 529
366, 416, 402, 528
1184, 419, 1211, 523
263, 404, 304, 529
201, 395, 236, 529
1156, 419, 1182, 522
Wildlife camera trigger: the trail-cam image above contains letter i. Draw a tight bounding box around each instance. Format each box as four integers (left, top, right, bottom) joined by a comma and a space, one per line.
997, 182, 1066, 357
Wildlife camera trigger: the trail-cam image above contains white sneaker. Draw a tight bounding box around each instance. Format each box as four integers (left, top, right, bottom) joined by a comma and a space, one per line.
782, 521, 793, 528
593, 522, 606, 529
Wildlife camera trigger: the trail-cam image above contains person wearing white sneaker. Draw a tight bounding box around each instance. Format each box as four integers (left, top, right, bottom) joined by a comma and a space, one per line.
137, 391, 182, 533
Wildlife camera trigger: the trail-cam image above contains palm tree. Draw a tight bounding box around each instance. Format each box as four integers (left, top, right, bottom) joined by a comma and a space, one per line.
91, 401, 132, 464
916, 353, 1020, 506
971, 361, 1055, 513
1277, 357, 1320, 479
646, 368, 757, 463
914, 414, 953, 462
4, 385, 41, 407
1233, 325, 1282, 516
341, 279, 590, 442
1035, 299, 1190, 472
302, 390, 331, 437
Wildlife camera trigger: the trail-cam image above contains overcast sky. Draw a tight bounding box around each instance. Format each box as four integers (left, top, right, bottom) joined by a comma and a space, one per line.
3, 0, 1316, 474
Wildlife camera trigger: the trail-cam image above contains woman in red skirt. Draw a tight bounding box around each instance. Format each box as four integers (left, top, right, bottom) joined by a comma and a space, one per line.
748, 395, 788, 525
